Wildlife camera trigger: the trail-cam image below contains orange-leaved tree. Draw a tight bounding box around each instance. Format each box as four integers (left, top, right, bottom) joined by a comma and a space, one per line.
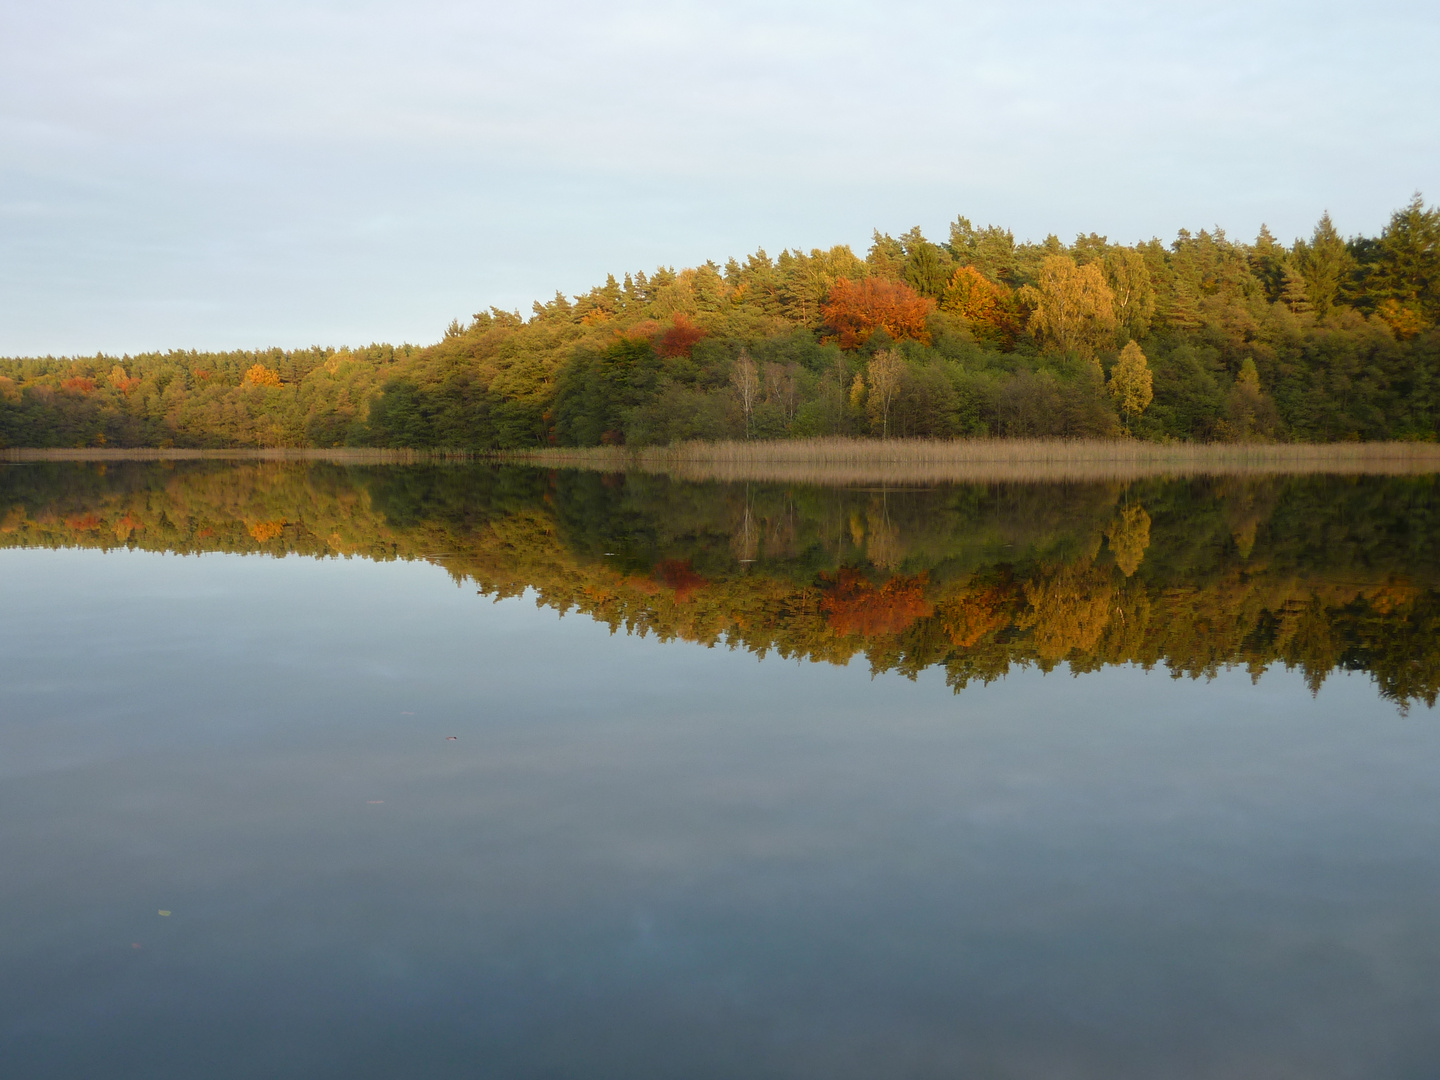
941, 265, 1021, 343
942, 265, 1004, 322
656, 314, 707, 358
822, 277, 934, 349
821, 569, 934, 638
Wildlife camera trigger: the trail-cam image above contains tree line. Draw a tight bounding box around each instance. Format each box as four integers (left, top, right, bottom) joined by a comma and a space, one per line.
2, 196, 1438, 448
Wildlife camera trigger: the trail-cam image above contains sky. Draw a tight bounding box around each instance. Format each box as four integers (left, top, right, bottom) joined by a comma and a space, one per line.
2, 0, 1438, 357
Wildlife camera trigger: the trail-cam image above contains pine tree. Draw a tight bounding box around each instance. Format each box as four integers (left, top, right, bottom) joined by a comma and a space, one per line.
1280, 262, 1311, 313
1294, 212, 1354, 317
1248, 224, 1287, 302
1365, 194, 1439, 322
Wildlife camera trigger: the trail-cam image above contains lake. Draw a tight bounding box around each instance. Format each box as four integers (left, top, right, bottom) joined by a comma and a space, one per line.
3, 461, 1440, 1078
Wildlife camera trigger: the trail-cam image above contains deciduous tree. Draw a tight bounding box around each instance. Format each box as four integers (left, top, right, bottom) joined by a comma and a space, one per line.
822, 278, 934, 349
866, 349, 904, 438
1108, 341, 1153, 428
243, 364, 283, 388
1019, 256, 1117, 357
731, 350, 759, 438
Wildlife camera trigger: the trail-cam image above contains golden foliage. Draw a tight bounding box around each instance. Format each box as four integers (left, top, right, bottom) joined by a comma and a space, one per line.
109, 365, 142, 394
939, 585, 1013, 649
941, 266, 1006, 322
1108, 341, 1154, 421
1378, 299, 1427, 339
247, 519, 286, 541
1020, 256, 1118, 357
243, 364, 283, 388
1018, 566, 1115, 661
1105, 504, 1151, 577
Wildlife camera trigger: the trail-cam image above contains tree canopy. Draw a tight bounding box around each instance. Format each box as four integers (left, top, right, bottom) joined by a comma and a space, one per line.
4, 198, 1439, 449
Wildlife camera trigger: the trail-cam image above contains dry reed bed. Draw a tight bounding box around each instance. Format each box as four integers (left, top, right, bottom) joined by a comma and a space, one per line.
513, 438, 1440, 484
7, 439, 1440, 483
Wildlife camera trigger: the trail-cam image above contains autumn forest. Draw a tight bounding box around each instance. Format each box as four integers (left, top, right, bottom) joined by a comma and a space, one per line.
3, 198, 1440, 450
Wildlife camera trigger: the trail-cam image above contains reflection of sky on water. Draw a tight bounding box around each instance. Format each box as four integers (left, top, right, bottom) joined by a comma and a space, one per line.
3, 548, 1439, 1078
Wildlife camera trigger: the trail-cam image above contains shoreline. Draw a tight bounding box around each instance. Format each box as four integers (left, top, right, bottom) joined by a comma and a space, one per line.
5, 437, 1440, 483
509, 437, 1440, 483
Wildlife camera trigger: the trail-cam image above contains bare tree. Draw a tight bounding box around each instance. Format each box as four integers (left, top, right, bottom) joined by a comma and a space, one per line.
867, 349, 904, 438
763, 360, 800, 425
732, 350, 759, 438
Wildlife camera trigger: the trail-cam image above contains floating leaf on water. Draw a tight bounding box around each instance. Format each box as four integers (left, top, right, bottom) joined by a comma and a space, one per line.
157, 910, 171, 917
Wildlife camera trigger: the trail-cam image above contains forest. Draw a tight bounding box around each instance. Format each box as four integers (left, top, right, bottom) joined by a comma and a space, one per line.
2, 197, 1439, 449
3, 461, 1438, 709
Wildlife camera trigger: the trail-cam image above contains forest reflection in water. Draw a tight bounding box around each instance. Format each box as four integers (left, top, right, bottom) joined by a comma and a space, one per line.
3, 459, 1437, 711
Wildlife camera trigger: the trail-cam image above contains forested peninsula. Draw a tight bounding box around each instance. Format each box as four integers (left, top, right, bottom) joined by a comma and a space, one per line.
3, 197, 1439, 450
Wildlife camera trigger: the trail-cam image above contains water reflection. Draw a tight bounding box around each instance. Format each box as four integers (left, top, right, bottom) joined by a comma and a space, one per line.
7, 461, 1440, 1078
3, 460, 1438, 708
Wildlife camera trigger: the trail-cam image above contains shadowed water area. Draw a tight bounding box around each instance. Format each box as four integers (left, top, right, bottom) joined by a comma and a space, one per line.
3, 461, 1440, 1078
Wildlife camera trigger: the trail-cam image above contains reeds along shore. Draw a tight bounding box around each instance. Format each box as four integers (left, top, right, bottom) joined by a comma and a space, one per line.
508, 438, 1440, 484
6, 438, 1440, 484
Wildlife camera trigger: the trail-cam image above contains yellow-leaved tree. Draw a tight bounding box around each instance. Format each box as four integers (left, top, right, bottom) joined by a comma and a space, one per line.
1103, 249, 1155, 341
1105, 503, 1151, 577
1107, 341, 1153, 430
1019, 255, 1117, 357
243, 364, 283, 388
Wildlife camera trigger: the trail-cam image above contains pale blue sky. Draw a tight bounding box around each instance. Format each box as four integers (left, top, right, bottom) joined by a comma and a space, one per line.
2, 0, 1437, 356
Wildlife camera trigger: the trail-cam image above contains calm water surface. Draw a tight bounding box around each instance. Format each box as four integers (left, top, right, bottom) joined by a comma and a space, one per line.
3, 462, 1440, 1078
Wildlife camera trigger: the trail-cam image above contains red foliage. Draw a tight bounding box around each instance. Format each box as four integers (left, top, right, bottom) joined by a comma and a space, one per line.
61, 377, 96, 395
656, 314, 707, 358
821, 277, 935, 349
653, 559, 708, 603
821, 569, 934, 637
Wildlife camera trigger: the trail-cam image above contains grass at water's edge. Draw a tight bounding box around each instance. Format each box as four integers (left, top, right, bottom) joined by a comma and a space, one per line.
504, 437, 1440, 483
6, 438, 1440, 482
